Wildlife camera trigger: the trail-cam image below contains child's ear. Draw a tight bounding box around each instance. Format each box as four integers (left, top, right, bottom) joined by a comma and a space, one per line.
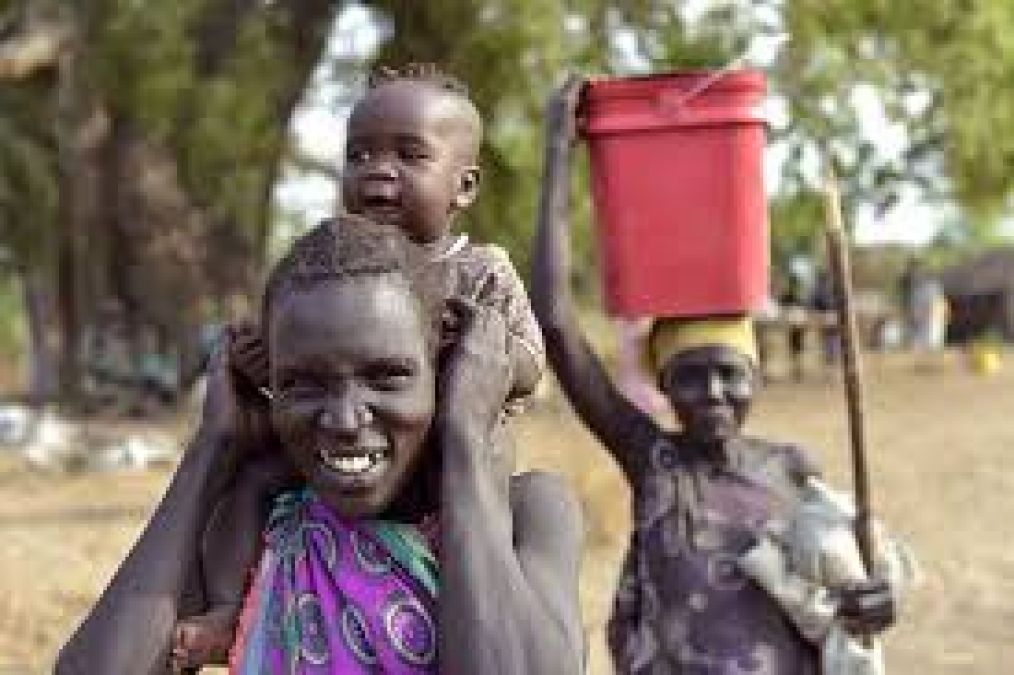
454, 166, 480, 208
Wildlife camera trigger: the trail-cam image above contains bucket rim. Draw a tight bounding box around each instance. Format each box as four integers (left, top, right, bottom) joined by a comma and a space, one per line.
583, 68, 766, 99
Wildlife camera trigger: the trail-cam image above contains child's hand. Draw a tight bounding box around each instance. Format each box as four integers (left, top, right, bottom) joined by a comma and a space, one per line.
170, 606, 237, 671
546, 74, 586, 147
833, 578, 895, 636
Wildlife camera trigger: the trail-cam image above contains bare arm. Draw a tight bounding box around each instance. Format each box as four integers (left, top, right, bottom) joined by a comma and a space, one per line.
55, 336, 272, 675
531, 76, 658, 481
438, 302, 583, 675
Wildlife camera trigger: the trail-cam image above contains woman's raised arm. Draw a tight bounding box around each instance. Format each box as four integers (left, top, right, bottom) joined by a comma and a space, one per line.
437, 301, 583, 675
531, 76, 658, 481
55, 334, 271, 675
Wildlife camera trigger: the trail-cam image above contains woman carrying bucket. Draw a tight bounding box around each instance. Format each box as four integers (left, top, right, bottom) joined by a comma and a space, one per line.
532, 76, 914, 673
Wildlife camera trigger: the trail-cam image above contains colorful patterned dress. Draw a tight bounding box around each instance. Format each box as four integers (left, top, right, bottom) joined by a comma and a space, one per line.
230, 490, 439, 674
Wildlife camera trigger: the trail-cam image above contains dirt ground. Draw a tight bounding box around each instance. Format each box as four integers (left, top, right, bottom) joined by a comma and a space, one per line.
1, 351, 1012, 673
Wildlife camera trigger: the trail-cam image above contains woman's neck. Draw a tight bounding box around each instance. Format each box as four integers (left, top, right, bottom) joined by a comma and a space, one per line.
672, 432, 739, 466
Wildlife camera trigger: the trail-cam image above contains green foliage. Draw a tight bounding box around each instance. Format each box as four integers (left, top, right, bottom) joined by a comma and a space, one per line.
777, 0, 1014, 226
768, 191, 825, 279
5, 0, 1014, 315
89, 0, 205, 137
0, 82, 58, 268
0, 276, 26, 364
10, 0, 329, 275
181, 15, 289, 228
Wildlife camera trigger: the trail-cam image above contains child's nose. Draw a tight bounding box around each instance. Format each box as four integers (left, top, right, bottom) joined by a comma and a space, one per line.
362, 156, 399, 180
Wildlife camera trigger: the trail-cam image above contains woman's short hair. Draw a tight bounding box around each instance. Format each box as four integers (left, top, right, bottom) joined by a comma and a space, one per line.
262, 214, 445, 357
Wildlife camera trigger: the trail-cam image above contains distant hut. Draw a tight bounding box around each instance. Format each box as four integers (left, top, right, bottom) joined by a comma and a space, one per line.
940, 249, 1014, 342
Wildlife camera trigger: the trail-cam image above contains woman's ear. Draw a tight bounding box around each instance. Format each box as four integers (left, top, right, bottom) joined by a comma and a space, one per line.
454, 166, 480, 209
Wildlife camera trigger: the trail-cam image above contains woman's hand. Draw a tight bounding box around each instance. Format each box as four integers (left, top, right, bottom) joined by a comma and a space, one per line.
230, 318, 271, 391
834, 578, 896, 636
196, 324, 276, 474
545, 74, 586, 149
440, 292, 513, 441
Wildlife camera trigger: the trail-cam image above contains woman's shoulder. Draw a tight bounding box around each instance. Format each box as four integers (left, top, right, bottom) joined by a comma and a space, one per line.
508, 471, 583, 534
508, 470, 578, 504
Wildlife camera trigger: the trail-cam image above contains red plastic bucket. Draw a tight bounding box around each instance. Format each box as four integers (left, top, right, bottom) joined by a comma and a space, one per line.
580, 69, 769, 317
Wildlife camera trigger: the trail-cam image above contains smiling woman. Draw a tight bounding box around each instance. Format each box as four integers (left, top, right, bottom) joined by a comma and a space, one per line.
56, 217, 583, 675
263, 218, 442, 523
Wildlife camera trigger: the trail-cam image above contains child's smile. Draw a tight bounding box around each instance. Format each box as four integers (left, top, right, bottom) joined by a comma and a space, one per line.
342, 79, 480, 244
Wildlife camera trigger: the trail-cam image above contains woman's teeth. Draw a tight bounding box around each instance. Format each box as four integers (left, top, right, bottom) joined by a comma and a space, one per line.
319, 448, 384, 474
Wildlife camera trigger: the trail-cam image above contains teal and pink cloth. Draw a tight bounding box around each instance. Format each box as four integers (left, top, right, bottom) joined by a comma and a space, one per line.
230, 489, 440, 674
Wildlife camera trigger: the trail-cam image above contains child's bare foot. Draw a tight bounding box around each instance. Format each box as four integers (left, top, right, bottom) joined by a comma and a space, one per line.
170, 604, 239, 672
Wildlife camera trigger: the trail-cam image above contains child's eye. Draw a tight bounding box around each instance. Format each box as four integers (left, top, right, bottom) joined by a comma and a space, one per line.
347, 148, 371, 164
399, 147, 429, 162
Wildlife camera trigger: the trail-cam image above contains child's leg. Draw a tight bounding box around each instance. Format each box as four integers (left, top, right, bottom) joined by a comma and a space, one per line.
172, 454, 296, 670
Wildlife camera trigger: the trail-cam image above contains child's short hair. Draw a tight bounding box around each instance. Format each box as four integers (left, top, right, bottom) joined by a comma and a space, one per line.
367, 62, 469, 97
262, 215, 445, 356
361, 63, 482, 163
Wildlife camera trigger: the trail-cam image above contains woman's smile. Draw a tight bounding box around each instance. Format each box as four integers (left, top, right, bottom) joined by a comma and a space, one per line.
317, 439, 392, 486
269, 275, 436, 519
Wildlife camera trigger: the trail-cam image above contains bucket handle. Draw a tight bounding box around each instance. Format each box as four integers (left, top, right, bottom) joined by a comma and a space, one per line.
654, 52, 753, 117
655, 69, 737, 117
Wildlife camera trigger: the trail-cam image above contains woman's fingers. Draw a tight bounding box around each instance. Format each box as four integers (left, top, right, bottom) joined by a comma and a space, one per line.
547, 74, 588, 144
836, 578, 896, 635
440, 301, 511, 431
229, 320, 271, 391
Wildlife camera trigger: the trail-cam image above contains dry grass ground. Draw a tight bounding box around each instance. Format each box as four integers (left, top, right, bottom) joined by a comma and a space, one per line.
1, 350, 1012, 673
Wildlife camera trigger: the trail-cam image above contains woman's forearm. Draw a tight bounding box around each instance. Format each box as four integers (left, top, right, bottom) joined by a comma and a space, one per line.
531, 80, 657, 480
55, 425, 234, 675
438, 423, 579, 674
532, 133, 577, 335
439, 423, 520, 673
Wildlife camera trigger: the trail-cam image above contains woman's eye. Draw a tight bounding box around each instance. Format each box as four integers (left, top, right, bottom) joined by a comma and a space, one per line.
278, 379, 325, 399
721, 366, 748, 384
364, 365, 416, 390
672, 366, 705, 385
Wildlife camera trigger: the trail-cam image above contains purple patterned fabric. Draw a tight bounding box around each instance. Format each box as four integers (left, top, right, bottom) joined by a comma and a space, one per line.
230, 490, 439, 674
607, 436, 822, 674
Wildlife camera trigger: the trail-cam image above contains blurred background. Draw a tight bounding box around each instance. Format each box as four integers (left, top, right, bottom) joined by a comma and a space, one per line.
1, 0, 1013, 672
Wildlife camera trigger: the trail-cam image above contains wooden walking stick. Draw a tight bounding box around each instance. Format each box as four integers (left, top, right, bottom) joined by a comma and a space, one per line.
821, 167, 876, 576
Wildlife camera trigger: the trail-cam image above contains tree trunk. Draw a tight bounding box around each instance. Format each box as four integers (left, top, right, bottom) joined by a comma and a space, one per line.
21, 267, 60, 405
53, 17, 112, 403
6, 0, 342, 407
